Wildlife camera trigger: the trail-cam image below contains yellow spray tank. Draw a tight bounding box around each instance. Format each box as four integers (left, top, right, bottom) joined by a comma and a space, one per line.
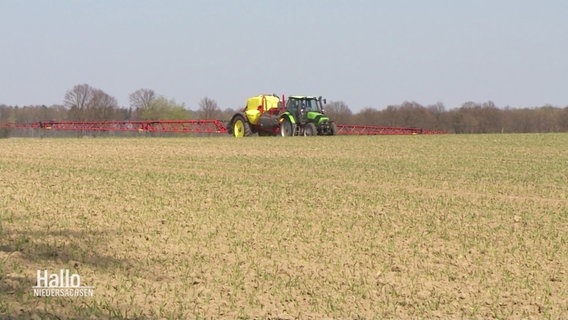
228, 94, 284, 137
244, 95, 280, 125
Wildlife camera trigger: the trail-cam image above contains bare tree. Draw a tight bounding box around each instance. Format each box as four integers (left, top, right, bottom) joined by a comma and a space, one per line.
351, 107, 381, 126
63, 84, 119, 121
427, 102, 448, 130
64, 84, 94, 120
198, 97, 221, 120
129, 89, 156, 110
324, 101, 352, 124
88, 89, 119, 121
397, 101, 437, 129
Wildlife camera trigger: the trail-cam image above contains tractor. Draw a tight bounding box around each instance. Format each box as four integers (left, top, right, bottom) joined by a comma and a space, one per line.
279, 96, 338, 136
228, 94, 338, 137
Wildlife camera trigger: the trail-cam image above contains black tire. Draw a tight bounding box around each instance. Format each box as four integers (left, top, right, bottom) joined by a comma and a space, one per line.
232, 115, 252, 137
280, 118, 294, 137
330, 122, 338, 136
304, 123, 317, 136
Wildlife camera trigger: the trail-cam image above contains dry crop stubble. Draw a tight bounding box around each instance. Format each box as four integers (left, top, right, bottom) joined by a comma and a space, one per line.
0, 134, 566, 319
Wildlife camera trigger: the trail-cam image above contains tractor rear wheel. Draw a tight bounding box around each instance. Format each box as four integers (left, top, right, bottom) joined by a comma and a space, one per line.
280, 118, 294, 137
304, 123, 317, 136
232, 115, 252, 137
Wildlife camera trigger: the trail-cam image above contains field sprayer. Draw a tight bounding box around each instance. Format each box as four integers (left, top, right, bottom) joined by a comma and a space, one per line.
227, 94, 338, 137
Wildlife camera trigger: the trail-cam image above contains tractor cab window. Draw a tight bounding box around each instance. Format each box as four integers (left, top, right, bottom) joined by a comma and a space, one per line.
286, 99, 299, 113
304, 99, 319, 112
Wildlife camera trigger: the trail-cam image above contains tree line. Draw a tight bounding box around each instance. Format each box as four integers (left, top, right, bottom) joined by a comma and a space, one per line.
1, 83, 567, 134
323, 101, 568, 133
0, 84, 230, 124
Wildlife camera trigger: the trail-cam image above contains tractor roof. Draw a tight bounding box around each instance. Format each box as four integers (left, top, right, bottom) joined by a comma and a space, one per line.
289, 96, 318, 100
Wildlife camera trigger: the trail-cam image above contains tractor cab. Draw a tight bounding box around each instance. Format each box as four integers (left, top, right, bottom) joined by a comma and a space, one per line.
286, 96, 324, 117
285, 96, 333, 132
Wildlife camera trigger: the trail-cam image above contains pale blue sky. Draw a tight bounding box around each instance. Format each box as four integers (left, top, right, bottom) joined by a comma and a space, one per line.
1, 0, 567, 111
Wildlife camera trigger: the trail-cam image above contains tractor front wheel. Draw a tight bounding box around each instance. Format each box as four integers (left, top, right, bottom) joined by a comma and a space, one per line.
232, 115, 252, 137
304, 123, 317, 136
330, 122, 338, 136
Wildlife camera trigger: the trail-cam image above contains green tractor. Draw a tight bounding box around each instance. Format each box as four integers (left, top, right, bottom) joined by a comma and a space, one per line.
279, 96, 338, 136
228, 94, 338, 137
